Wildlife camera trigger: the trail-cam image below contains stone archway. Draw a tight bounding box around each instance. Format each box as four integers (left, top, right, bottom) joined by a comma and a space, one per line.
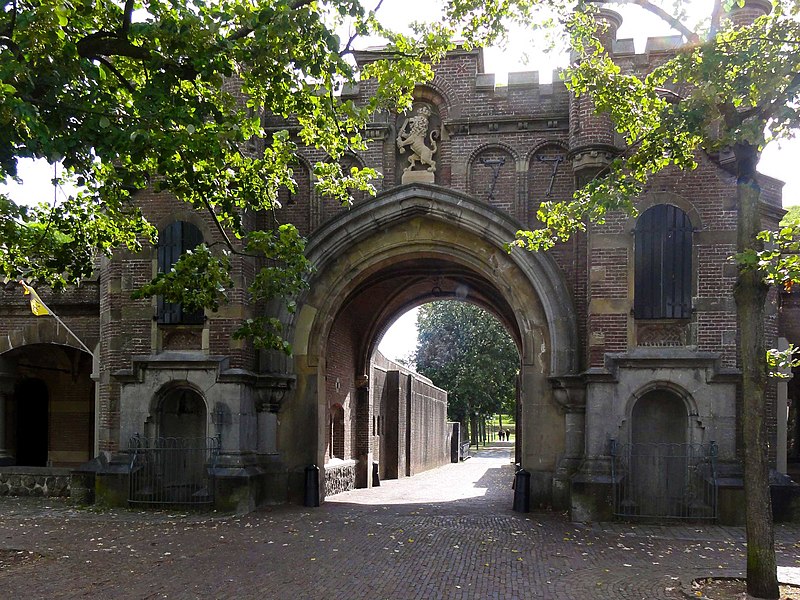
280, 184, 580, 506
0, 343, 95, 468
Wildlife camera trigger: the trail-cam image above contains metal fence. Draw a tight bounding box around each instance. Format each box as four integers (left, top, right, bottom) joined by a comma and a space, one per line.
610, 440, 718, 521
128, 435, 220, 507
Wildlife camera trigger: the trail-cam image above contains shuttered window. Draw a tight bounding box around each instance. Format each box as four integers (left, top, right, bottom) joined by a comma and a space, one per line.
157, 221, 205, 324
634, 204, 692, 320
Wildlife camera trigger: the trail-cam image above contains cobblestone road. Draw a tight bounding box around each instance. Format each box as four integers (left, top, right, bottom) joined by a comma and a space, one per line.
0, 442, 798, 599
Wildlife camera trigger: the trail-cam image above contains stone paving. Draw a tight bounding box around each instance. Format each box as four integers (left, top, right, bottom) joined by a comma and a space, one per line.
0, 442, 798, 599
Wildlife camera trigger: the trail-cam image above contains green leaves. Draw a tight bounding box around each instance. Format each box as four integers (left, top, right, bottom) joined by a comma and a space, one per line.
735, 222, 800, 291
230, 224, 312, 353
1, 0, 466, 350
512, 2, 800, 255
766, 344, 800, 378
132, 244, 233, 312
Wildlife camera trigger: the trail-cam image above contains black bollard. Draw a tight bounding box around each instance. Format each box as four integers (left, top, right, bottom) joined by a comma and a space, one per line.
512, 468, 530, 513
304, 464, 320, 507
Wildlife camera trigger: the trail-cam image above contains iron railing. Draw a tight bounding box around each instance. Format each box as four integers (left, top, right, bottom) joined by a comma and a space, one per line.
610, 439, 718, 521
128, 435, 220, 507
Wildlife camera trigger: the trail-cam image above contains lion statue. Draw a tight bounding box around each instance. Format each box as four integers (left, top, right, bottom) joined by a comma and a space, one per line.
396, 105, 439, 173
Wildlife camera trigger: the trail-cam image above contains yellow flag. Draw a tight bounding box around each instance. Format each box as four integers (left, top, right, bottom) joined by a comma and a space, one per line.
19, 281, 50, 316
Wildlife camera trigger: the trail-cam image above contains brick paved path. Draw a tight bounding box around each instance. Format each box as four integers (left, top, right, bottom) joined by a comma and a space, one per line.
0, 442, 798, 599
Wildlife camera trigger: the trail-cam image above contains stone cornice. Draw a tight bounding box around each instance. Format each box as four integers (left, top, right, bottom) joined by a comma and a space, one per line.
583, 349, 741, 384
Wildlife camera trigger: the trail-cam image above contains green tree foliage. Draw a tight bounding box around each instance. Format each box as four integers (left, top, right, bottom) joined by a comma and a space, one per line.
0, 0, 458, 351
781, 204, 800, 226
414, 301, 519, 425
512, 2, 800, 597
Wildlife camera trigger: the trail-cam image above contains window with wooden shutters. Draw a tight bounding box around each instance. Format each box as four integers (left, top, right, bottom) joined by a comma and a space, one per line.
157, 221, 205, 324
634, 204, 692, 320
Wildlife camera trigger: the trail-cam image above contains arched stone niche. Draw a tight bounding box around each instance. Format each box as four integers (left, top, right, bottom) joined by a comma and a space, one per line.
527, 142, 571, 228
156, 385, 208, 440
469, 144, 517, 213
273, 158, 313, 236
395, 87, 447, 185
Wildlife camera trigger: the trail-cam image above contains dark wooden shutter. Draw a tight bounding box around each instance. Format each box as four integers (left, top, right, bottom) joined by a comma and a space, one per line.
179, 222, 205, 324
664, 205, 692, 318
634, 204, 692, 319
157, 221, 182, 324
157, 221, 205, 324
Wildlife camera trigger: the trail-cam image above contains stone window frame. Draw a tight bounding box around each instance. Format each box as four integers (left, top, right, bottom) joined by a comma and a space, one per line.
156, 220, 205, 325
633, 203, 693, 320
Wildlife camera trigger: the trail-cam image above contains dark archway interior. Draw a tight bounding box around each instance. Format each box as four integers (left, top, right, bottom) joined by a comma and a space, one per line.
3, 344, 94, 468
341, 257, 522, 371
14, 378, 49, 467
159, 388, 207, 440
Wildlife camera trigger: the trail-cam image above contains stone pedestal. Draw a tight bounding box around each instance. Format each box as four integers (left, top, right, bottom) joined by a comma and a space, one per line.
570, 455, 615, 522
551, 376, 586, 510
401, 170, 435, 185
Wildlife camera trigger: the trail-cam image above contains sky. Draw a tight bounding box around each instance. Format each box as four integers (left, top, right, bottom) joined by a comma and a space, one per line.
3, 1, 798, 363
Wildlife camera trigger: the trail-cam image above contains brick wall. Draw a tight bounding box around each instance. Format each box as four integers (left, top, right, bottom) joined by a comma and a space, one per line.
371, 352, 450, 479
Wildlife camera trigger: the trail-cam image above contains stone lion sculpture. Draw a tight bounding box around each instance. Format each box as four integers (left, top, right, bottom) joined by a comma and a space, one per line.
396, 105, 439, 173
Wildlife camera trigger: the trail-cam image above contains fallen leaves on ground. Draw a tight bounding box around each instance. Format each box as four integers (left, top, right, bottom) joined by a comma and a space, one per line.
693, 578, 800, 599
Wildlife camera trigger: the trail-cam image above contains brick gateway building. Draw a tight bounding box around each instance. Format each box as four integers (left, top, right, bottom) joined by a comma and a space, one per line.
1, 1, 798, 519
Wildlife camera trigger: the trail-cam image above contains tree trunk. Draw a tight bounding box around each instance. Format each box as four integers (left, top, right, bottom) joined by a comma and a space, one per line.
470, 414, 478, 447
733, 142, 779, 599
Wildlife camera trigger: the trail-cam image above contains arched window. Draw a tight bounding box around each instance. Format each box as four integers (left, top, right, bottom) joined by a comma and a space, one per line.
634, 204, 692, 319
157, 221, 204, 324
330, 404, 345, 459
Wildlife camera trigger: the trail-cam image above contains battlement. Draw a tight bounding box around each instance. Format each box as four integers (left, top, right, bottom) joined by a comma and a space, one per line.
350, 29, 691, 101
474, 69, 567, 96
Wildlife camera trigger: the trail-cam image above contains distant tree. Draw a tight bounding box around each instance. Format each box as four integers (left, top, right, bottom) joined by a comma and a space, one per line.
414, 301, 518, 439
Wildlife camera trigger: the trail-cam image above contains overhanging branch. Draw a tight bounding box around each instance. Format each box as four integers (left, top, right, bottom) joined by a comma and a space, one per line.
76, 31, 151, 61
93, 55, 137, 93
598, 0, 700, 44
121, 0, 134, 37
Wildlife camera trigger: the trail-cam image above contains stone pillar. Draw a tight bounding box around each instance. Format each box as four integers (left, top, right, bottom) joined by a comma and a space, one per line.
519, 361, 562, 507
569, 377, 617, 522
257, 411, 278, 455
91, 345, 100, 458
354, 377, 371, 489
724, 0, 771, 28
256, 374, 294, 455
551, 376, 586, 510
